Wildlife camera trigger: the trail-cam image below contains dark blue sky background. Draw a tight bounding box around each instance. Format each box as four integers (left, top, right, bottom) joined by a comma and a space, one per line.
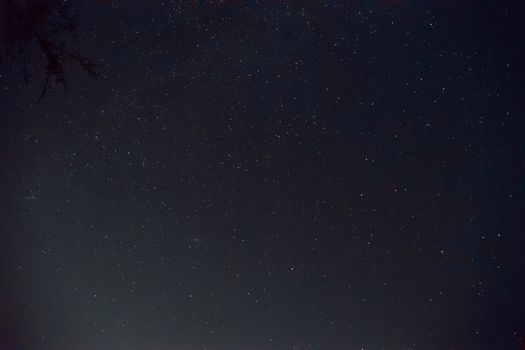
1, 1, 525, 349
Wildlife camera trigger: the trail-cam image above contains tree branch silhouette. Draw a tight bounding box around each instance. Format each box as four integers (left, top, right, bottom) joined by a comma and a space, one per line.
0, 0, 99, 100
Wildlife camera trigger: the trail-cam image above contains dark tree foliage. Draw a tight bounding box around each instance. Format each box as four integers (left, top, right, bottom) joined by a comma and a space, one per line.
0, 0, 98, 100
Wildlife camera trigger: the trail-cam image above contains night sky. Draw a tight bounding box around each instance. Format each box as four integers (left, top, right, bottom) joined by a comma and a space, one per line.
1, 1, 525, 349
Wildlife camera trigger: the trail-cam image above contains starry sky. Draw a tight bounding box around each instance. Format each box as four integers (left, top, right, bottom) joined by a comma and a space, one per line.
1, 1, 525, 349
